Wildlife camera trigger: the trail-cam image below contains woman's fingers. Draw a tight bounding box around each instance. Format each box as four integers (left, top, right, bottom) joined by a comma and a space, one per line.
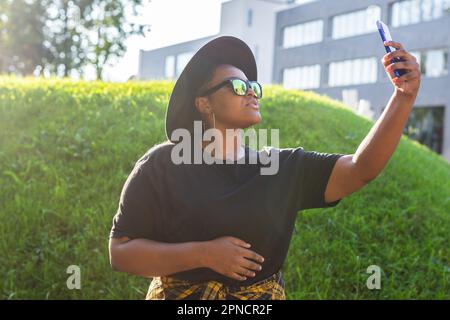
393, 69, 421, 84
239, 247, 265, 263
236, 266, 257, 278
230, 272, 247, 281
384, 40, 404, 50
240, 257, 263, 272
382, 50, 414, 66
381, 42, 417, 73
230, 237, 251, 248
386, 60, 418, 73
379, 39, 421, 84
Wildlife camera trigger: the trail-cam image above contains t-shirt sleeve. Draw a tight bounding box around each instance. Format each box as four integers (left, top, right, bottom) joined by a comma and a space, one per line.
109, 163, 162, 240
285, 147, 345, 211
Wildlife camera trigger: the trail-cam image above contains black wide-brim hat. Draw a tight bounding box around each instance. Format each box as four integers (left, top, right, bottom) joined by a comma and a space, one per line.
165, 36, 257, 142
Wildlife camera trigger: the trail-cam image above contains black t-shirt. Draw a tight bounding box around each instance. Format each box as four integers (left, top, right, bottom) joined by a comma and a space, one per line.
109, 141, 345, 287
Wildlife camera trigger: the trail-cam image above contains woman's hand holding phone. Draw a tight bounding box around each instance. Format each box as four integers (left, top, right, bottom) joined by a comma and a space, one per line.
377, 20, 421, 97
381, 40, 421, 97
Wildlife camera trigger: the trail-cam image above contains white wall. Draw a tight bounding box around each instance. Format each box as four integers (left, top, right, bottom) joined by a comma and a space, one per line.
218, 0, 291, 85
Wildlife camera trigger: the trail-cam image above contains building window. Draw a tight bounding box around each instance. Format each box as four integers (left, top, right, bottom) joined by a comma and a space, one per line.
391, 0, 450, 27
282, 64, 321, 90
165, 55, 175, 79
425, 50, 448, 77
295, 0, 317, 4
176, 52, 194, 77
282, 19, 323, 48
403, 106, 444, 154
410, 49, 448, 77
328, 57, 377, 87
247, 9, 253, 27
331, 6, 381, 39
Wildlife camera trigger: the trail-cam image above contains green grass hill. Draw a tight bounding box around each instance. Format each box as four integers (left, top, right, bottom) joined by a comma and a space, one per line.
0, 76, 449, 299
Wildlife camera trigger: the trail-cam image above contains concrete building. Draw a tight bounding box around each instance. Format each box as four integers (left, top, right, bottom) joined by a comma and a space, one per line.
138, 0, 301, 85
138, 0, 450, 161
273, 0, 450, 160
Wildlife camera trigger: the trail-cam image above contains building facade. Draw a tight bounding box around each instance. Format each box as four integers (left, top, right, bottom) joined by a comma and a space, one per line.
273, 0, 450, 160
138, 0, 298, 85
138, 0, 450, 161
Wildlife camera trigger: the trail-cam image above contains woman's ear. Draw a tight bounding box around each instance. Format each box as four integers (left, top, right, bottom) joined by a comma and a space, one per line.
195, 96, 212, 114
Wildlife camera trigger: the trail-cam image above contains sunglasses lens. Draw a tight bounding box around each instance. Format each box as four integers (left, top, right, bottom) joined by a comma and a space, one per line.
250, 82, 262, 98
231, 79, 247, 96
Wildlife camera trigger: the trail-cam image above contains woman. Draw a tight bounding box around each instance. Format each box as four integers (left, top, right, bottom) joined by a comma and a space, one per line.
108, 36, 420, 300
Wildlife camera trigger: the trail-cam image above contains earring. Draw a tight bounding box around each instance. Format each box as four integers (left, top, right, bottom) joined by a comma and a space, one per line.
202, 112, 215, 133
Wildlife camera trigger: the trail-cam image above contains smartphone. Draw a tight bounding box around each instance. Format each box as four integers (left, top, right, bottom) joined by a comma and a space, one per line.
376, 20, 407, 78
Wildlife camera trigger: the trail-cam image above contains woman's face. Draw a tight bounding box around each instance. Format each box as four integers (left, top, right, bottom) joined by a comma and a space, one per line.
195, 64, 262, 130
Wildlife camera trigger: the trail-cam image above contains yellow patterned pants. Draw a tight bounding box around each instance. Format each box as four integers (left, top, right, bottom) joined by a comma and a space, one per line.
146, 270, 286, 300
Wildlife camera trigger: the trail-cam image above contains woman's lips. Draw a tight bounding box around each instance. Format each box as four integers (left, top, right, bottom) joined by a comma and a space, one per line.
246, 103, 259, 110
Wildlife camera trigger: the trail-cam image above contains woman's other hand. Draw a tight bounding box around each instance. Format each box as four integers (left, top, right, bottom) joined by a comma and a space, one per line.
200, 236, 265, 281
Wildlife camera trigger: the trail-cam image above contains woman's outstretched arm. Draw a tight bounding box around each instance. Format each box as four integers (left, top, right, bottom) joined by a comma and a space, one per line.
324, 40, 421, 204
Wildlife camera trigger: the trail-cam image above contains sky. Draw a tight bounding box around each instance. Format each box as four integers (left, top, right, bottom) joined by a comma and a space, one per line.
102, 0, 230, 82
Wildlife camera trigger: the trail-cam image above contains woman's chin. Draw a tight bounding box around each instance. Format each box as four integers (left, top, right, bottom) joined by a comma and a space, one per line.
242, 115, 262, 128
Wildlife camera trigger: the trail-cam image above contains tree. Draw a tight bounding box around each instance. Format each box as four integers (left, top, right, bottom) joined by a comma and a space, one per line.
0, 0, 52, 75
44, 0, 149, 80
0, 0, 150, 80
84, 0, 149, 80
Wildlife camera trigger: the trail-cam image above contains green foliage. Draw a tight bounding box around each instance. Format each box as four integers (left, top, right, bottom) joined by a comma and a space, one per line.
0, 0, 148, 79
0, 0, 51, 75
0, 76, 449, 299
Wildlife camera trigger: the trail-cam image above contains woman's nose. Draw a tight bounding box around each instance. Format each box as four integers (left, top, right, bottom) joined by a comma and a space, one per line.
246, 86, 256, 97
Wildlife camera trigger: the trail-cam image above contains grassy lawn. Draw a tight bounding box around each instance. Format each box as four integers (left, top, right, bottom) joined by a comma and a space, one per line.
0, 76, 449, 299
